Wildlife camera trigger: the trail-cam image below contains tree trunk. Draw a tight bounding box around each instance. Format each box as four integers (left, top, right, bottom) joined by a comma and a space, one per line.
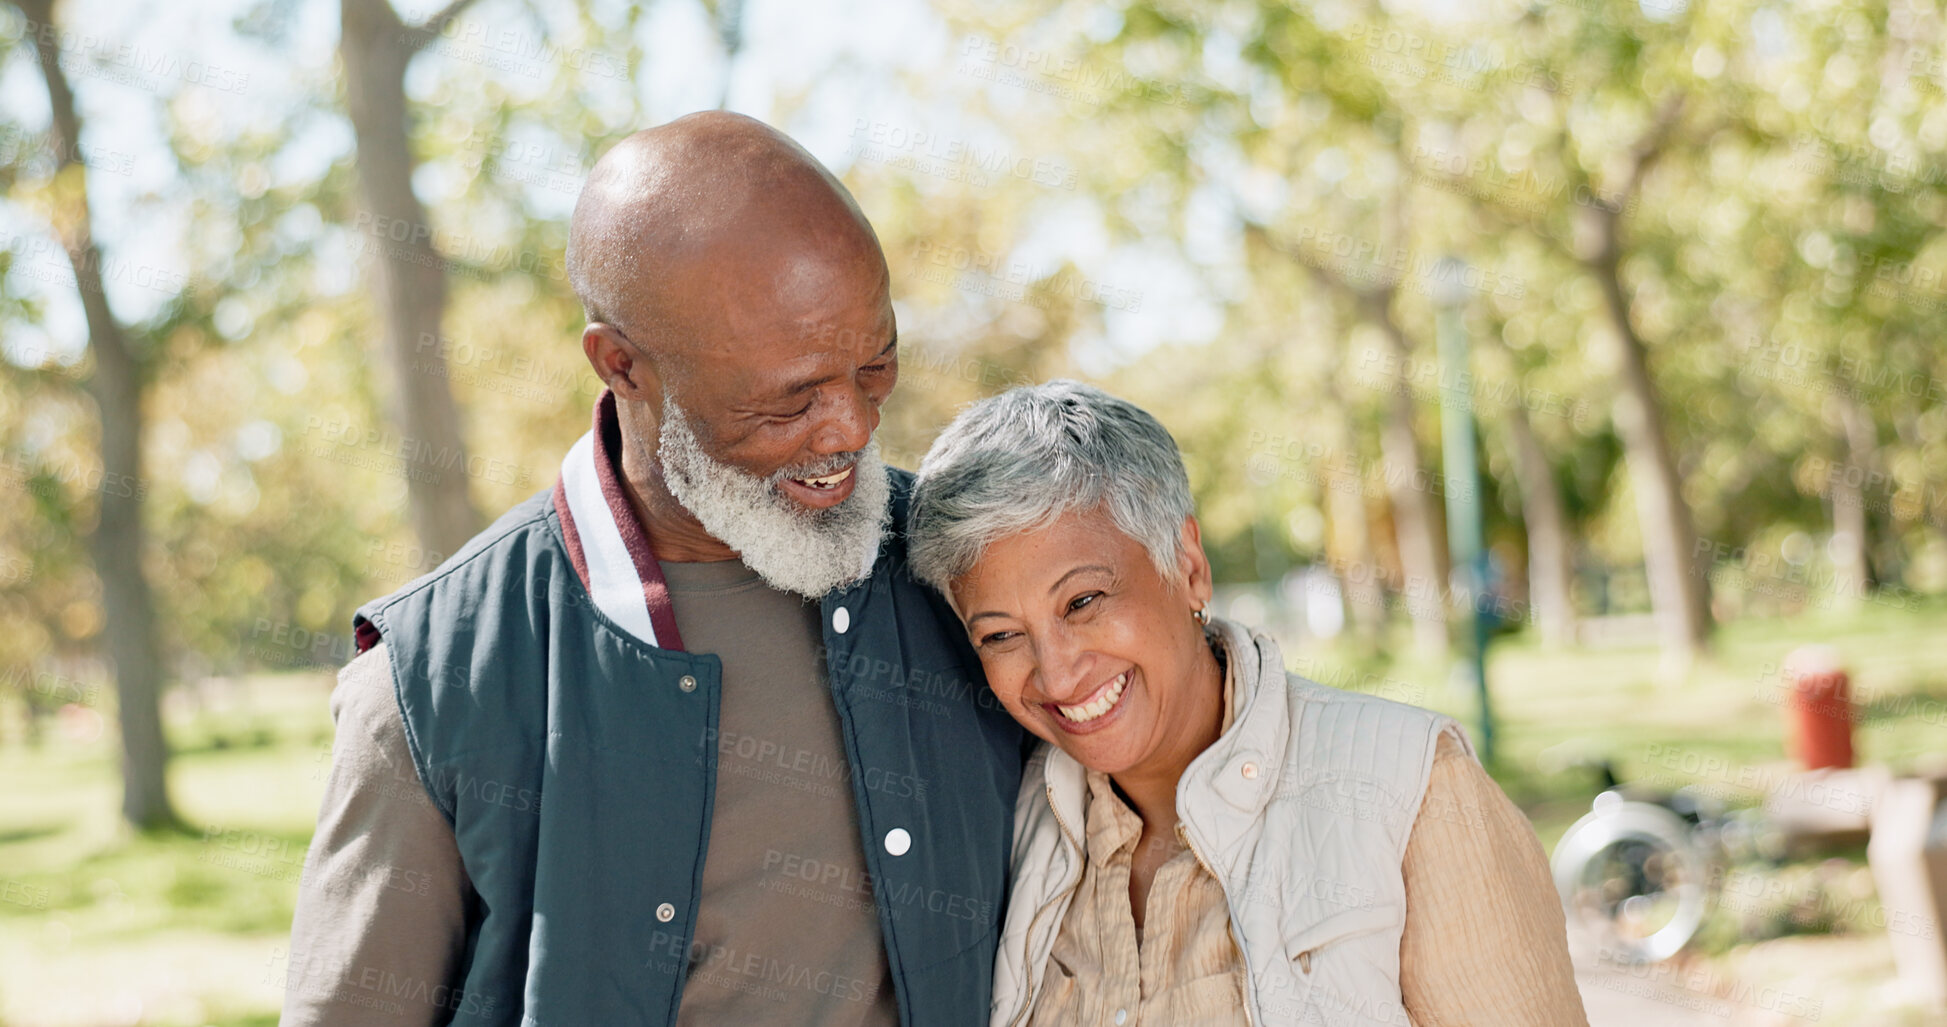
1365, 294, 1451, 657
20, 0, 175, 829
1503, 402, 1577, 646
1585, 211, 1711, 667
1829, 391, 1877, 609
340, 0, 480, 554
1320, 399, 1385, 639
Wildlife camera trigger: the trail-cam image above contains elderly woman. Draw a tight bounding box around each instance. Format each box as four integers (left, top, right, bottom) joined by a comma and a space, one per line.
909, 380, 1586, 1027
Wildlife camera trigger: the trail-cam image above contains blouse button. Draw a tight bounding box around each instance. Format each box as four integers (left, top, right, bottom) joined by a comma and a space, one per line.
656, 903, 675, 923
1240, 761, 1260, 780
1114, 1010, 1127, 1026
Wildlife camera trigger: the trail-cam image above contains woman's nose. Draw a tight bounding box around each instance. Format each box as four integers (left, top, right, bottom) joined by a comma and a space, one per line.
1030, 633, 1095, 704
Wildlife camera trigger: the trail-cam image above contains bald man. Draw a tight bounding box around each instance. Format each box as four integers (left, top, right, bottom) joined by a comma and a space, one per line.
280, 112, 1027, 1027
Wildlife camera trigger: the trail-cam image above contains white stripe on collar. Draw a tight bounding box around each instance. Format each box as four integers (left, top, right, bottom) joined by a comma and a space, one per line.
558, 429, 664, 648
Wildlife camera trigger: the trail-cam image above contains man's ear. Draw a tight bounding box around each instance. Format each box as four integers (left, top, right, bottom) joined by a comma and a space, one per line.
1175, 515, 1214, 610
583, 323, 662, 402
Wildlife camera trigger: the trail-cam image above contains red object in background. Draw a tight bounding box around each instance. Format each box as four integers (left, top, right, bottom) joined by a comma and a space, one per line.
1783, 645, 1855, 770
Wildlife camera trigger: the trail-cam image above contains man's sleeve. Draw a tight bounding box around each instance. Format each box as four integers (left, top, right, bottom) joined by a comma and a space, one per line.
1398, 731, 1590, 1026
279, 641, 475, 1027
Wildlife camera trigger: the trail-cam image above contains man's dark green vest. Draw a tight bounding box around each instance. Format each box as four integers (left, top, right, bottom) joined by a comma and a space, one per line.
353, 469, 1025, 1026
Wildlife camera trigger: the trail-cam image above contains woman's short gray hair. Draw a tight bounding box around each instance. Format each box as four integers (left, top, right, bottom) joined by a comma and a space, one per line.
908, 379, 1195, 598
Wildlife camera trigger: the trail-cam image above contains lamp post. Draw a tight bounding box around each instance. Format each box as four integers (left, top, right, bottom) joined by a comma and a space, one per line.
1431, 258, 1496, 765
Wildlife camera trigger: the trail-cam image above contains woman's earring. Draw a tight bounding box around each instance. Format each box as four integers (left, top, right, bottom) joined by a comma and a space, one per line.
1194, 603, 1211, 626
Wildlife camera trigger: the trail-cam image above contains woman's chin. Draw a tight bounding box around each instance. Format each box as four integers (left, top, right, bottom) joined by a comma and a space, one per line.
1043, 716, 1150, 776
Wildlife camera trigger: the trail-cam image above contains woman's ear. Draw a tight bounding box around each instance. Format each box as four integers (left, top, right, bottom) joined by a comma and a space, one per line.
1176, 515, 1213, 610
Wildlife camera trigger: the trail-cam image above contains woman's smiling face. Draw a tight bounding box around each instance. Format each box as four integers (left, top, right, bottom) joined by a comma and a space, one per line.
948, 506, 1216, 777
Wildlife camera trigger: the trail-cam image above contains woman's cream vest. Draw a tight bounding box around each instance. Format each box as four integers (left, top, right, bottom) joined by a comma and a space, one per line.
990, 615, 1470, 1027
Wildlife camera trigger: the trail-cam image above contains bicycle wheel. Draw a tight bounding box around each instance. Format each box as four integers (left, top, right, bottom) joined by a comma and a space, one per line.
1550, 797, 1713, 963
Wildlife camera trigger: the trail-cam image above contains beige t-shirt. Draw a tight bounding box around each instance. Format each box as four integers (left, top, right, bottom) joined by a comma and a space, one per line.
279, 558, 896, 1027
663, 558, 895, 1025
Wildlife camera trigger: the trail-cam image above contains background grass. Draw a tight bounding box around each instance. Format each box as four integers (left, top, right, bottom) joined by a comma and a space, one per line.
2, 602, 1943, 1025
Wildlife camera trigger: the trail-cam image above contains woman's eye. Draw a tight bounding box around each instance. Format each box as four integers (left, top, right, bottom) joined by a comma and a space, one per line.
978, 631, 1018, 648
1067, 592, 1102, 614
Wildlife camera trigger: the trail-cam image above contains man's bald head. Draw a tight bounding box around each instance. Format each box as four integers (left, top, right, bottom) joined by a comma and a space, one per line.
566, 111, 887, 354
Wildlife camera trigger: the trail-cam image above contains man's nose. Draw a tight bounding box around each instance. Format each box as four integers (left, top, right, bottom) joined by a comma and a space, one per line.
810, 384, 877, 454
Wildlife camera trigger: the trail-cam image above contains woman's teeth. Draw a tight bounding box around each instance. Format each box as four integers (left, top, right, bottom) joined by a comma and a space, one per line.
1056, 671, 1128, 723
794, 466, 853, 490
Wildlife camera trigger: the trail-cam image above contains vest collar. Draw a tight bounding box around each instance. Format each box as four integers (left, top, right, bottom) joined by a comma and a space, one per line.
549, 389, 890, 652
1176, 615, 1292, 873
551, 389, 686, 650
1036, 614, 1290, 871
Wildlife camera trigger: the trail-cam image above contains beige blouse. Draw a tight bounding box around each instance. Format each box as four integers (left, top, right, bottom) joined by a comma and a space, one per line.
1027, 658, 1586, 1026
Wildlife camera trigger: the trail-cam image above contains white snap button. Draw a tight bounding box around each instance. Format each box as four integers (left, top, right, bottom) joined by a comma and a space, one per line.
678, 674, 697, 692
833, 606, 851, 634
884, 827, 911, 856
1241, 761, 1259, 780
656, 902, 675, 922
1114, 1009, 1127, 1025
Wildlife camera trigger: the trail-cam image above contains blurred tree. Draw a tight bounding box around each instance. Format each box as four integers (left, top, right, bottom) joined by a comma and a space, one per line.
339, 0, 481, 554
9, 0, 174, 828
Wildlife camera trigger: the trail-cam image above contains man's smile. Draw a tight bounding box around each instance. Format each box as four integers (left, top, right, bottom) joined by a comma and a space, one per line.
780, 462, 858, 508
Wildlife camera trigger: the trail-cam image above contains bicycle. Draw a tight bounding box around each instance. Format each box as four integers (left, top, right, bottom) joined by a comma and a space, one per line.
1549, 761, 1781, 963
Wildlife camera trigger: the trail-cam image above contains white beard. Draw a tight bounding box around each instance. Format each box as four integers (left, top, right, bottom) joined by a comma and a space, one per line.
657, 394, 891, 599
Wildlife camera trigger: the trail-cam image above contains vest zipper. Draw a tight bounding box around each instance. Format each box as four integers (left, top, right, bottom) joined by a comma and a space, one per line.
1006, 782, 1085, 1027
1178, 825, 1257, 1027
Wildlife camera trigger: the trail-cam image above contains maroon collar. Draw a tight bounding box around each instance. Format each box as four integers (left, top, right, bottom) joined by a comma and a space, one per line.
550, 389, 686, 651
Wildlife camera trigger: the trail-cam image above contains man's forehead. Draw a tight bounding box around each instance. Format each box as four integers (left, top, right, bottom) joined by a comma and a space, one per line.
687, 313, 896, 400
